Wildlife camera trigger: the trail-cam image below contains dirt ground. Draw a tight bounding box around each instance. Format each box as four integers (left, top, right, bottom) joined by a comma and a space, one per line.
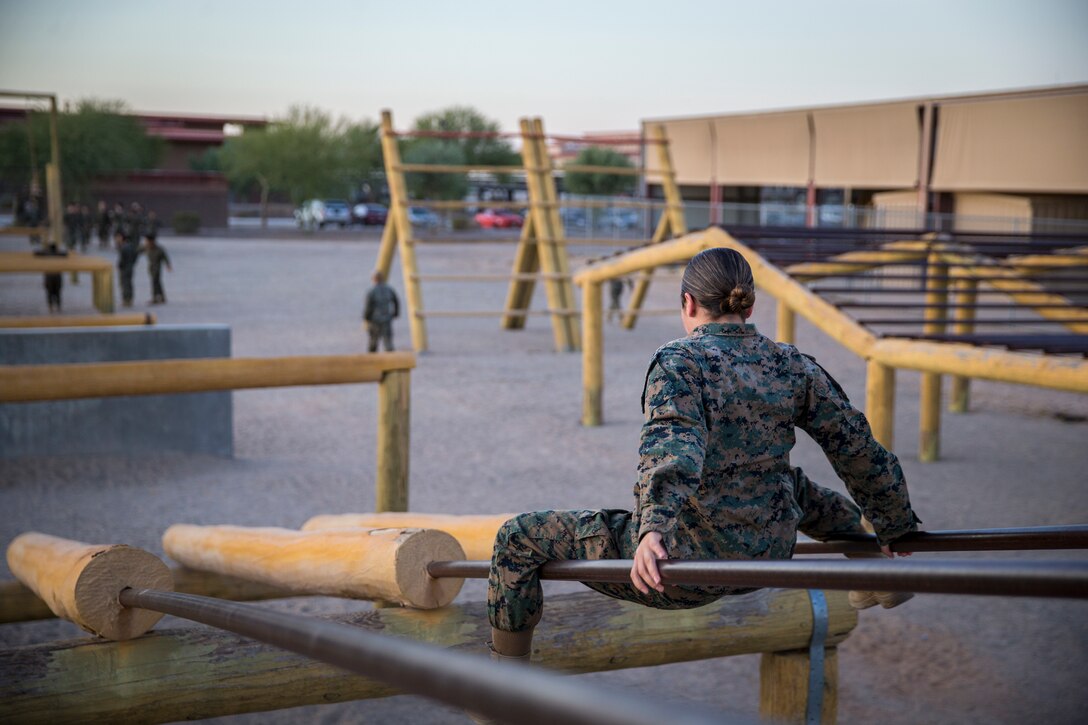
1, 230, 1086, 724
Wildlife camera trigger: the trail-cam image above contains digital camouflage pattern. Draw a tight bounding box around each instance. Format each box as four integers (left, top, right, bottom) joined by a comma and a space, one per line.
488, 322, 920, 632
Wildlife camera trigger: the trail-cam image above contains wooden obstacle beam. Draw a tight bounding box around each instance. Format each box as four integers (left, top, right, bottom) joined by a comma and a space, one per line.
0, 250, 116, 313
0, 313, 155, 328
5, 532, 172, 640
302, 512, 515, 560
0, 587, 849, 723
0, 353, 415, 514
163, 525, 465, 609
0, 567, 291, 624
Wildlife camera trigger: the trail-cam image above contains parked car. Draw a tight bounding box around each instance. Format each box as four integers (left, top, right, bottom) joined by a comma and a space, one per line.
352, 202, 389, 226
596, 208, 640, 230
295, 199, 351, 229
408, 206, 442, 229
474, 208, 524, 229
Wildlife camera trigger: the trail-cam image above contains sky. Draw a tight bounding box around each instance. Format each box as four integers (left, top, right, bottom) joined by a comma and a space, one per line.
1, 0, 1086, 133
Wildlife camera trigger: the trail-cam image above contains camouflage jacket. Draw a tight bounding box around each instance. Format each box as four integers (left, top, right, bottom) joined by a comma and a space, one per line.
637, 322, 918, 557
363, 283, 399, 324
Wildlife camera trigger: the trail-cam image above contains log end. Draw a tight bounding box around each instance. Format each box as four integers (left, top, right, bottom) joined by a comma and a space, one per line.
391, 529, 465, 609
75, 545, 174, 640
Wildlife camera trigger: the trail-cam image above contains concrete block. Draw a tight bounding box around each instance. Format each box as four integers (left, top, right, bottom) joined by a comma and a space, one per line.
0, 325, 233, 457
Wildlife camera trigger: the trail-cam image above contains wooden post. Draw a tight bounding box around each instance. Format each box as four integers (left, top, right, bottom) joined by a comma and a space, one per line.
92, 268, 115, 313
760, 647, 839, 724
380, 110, 428, 352
583, 280, 604, 426
5, 533, 172, 640
777, 301, 796, 344
0, 589, 856, 724
920, 252, 948, 462
376, 368, 410, 513
303, 512, 514, 560
162, 524, 464, 609
949, 272, 978, 413
622, 123, 687, 329
865, 360, 896, 450
501, 217, 539, 330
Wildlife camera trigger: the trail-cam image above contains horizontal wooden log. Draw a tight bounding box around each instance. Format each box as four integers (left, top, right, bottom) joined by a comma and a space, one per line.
0, 313, 155, 328
302, 512, 516, 560
163, 525, 465, 609
0, 251, 113, 273
0, 352, 416, 403
6, 533, 172, 640
0, 588, 855, 724
0, 568, 296, 624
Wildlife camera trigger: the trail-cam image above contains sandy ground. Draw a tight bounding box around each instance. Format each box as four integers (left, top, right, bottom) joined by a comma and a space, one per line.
1, 230, 1086, 724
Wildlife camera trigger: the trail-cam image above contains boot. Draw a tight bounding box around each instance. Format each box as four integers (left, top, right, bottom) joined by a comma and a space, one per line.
845, 551, 914, 610
467, 628, 533, 724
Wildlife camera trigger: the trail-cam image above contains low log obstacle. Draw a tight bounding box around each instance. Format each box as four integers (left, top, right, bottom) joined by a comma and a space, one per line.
0, 313, 155, 328
302, 511, 515, 560
0, 587, 838, 724
162, 524, 465, 609
5, 532, 172, 640
3, 523, 1085, 624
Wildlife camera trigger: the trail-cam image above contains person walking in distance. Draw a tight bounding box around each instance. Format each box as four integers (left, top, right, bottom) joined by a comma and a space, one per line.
96, 201, 112, 249
363, 271, 400, 352
115, 230, 142, 307
143, 234, 172, 304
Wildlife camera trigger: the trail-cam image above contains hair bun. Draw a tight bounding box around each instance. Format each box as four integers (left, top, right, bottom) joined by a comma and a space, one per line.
727, 284, 755, 314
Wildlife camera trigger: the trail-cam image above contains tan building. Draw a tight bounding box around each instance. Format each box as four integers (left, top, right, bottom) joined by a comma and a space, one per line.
642, 84, 1088, 232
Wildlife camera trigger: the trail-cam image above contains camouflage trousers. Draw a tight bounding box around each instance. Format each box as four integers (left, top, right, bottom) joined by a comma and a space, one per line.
367, 321, 393, 352
487, 466, 865, 632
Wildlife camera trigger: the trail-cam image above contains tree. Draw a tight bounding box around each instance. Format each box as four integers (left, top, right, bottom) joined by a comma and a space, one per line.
220, 106, 370, 227
563, 146, 636, 196
0, 99, 162, 201
402, 139, 468, 201
411, 106, 520, 166
401, 106, 519, 201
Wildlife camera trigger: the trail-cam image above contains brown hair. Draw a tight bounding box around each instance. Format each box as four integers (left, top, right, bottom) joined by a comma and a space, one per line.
680, 248, 755, 317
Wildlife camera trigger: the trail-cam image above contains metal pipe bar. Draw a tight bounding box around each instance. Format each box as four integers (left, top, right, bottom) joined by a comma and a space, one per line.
811, 286, 1087, 295
831, 273, 1088, 282
425, 559, 1088, 599
835, 302, 1085, 310
857, 318, 1088, 326
415, 309, 580, 318
887, 333, 1088, 354
799, 525, 1088, 554
118, 589, 726, 725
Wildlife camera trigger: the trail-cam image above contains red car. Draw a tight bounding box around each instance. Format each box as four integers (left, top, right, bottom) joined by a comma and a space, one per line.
475, 209, 523, 229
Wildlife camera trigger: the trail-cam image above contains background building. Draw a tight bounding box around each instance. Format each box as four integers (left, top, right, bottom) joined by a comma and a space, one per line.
642, 84, 1088, 232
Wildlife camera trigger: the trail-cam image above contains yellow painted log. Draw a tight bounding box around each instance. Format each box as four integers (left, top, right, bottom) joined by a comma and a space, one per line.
760, 647, 839, 725
162, 524, 464, 609
500, 216, 539, 330
6, 532, 172, 640
949, 274, 979, 413
0, 588, 856, 724
0, 567, 293, 624
865, 360, 896, 450
0, 313, 154, 328
786, 241, 930, 281
376, 369, 410, 513
919, 372, 942, 463
583, 280, 604, 426
777, 301, 796, 344
871, 339, 1088, 393
0, 250, 113, 273
302, 512, 515, 560
0, 352, 415, 403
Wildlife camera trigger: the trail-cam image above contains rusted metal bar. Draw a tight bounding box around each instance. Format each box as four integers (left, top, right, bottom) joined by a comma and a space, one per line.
425, 559, 1088, 599
118, 589, 728, 725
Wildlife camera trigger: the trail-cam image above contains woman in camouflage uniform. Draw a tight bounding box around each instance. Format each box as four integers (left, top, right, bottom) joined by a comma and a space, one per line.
485, 248, 920, 664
